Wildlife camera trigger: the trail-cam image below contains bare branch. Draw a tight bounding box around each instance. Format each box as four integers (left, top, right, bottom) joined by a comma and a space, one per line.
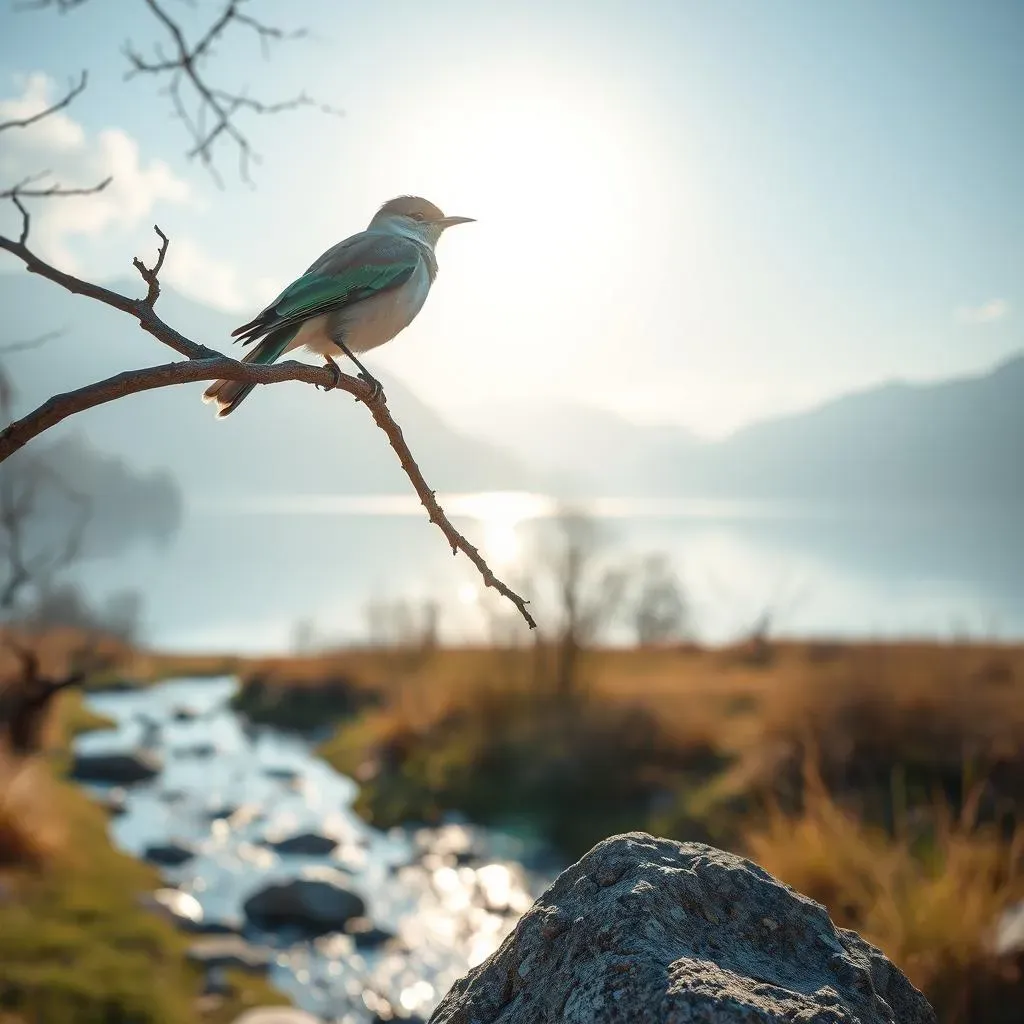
0, 70, 87, 135
120, 0, 339, 184
0, 222, 537, 629
0, 175, 112, 201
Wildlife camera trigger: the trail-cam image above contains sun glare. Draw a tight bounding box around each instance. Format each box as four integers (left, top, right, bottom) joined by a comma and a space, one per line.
446, 491, 553, 569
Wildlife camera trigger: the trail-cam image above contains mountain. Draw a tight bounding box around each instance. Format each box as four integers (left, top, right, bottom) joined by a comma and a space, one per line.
0, 273, 541, 499
455, 400, 701, 496
457, 355, 1024, 505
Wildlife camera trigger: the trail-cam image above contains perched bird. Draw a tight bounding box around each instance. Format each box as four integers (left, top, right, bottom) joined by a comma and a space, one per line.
203, 195, 475, 417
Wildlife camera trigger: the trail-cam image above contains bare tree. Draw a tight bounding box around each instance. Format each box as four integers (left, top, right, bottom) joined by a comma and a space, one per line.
527, 508, 627, 699
629, 554, 690, 646
0, 4, 536, 630
0, 340, 91, 615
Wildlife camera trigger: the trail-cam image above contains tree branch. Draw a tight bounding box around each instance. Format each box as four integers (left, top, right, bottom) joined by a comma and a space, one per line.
0, 217, 537, 629
120, 0, 339, 185
0, 70, 87, 135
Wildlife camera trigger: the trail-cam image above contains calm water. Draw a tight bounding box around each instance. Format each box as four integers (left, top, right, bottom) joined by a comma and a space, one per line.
81, 492, 1024, 651
77, 677, 554, 1022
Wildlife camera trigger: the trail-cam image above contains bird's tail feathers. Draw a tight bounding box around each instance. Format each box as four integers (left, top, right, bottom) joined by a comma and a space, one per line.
203, 326, 296, 418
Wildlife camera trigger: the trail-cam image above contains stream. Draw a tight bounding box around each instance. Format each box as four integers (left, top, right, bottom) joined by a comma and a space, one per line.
73, 676, 558, 1023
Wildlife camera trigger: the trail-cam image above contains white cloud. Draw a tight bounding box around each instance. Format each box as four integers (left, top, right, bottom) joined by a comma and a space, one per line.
956, 298, 1011, 325
0, 72, 266, 315
0, 73, 191, 273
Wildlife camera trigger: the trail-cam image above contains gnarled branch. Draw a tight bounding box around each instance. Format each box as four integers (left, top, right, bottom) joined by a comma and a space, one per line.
0, 212, 537, 629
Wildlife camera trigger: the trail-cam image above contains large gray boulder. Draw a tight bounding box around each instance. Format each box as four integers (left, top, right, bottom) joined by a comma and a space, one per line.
428, 832, 936, 1024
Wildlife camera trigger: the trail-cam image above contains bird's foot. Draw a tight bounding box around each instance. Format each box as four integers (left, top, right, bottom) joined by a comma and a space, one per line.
317, 357, 343, 391
358, 372, 385, 404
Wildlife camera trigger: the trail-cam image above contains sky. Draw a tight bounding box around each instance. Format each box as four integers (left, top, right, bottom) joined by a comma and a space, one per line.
0, 0, 1022, 438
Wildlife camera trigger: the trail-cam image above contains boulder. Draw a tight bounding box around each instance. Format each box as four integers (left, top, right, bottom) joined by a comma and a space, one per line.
187, 935, 273, 973
70, 748, 162, 784
428, 832, 936, 1024
264, 830, 339, 856
143, 840, 197, 866
243, 866, 365, 935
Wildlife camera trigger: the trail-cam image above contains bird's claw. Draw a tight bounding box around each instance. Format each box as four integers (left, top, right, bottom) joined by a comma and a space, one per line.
358, 372, 385, 404
318, 358, 343, 391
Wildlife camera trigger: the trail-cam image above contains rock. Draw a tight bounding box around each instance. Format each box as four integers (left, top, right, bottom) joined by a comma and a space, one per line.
243, 866, 366, 935
142, 887, 203, 927
159, 788, 187, 803
344, 915, 396, 950
172, 705, 199, 721
70, 748, 162, 784
263, 765, 302, 783
229, 1008, 321, 1024
143, 840, 197, 866
427, 832, 936, 1024
264, 830, 339, 856
187, 935, 273, 973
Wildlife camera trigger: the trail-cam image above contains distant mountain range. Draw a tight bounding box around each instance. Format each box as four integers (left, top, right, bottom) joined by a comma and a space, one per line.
459, 355, 1024, 505
3, 271, 1021, 507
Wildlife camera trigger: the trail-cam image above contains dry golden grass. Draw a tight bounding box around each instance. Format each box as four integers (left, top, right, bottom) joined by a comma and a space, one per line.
746, 765, 1024, 1024
0, 746, 63, 869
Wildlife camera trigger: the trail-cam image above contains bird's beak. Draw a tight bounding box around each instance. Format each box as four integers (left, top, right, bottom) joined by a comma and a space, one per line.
435, 215, 476, 228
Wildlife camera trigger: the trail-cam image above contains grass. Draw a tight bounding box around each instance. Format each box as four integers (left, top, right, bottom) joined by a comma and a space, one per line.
746, 766, 1024, 1024
0, 679, 288, 1024
296, 637, 1024, 1022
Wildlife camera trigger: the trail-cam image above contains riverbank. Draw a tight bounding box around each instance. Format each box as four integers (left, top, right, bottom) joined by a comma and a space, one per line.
0, 687, 287, 1024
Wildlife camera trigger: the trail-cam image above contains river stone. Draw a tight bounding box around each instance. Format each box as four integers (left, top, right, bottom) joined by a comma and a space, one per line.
427, 832, 937, 1024
187, 935, 273, 973
70, 748, 162, 784
143, 840, 197, 866
243, 866, 366, 934
264, 830, 339, 856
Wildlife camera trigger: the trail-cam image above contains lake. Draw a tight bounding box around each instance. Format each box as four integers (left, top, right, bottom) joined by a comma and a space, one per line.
81, 492, 1024, 651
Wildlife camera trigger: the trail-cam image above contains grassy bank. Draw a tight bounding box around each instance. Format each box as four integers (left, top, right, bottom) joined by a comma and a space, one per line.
238, 637, 1024, 1023
0, 680, 287, 1024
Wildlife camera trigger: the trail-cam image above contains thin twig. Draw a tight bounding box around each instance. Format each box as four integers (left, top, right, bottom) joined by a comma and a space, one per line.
0, 70, 88, 135
120, 0, 339, 184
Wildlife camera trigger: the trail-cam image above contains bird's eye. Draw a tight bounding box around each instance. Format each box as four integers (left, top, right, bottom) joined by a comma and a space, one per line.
411, 212, 425, 222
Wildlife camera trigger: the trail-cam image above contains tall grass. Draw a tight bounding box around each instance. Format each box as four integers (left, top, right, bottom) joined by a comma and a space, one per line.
746, 764, 1024, 1024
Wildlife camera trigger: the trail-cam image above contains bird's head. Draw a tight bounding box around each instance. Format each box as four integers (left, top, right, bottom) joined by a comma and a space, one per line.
369, 195, 475, 246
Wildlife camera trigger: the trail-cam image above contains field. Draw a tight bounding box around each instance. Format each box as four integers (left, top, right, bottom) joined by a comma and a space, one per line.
3, 631, 1023, 1022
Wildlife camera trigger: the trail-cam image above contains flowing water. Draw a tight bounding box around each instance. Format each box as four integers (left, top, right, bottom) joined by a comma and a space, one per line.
75, 676, 558, 1023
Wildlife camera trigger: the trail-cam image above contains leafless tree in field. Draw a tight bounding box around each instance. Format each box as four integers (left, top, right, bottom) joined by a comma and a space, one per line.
0, 0, 536, 629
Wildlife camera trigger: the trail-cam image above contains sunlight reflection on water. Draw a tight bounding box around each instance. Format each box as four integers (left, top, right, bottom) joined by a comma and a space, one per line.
76, 677, 557, 1022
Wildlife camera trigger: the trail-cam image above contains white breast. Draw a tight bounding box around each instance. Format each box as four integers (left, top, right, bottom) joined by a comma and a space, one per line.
339, 259, 432, 355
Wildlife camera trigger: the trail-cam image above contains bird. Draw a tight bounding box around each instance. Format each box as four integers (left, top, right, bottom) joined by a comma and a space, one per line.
203, 195, 475, 417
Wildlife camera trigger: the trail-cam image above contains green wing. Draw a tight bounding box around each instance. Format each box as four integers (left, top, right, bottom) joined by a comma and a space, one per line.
232, 233, 420, 345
